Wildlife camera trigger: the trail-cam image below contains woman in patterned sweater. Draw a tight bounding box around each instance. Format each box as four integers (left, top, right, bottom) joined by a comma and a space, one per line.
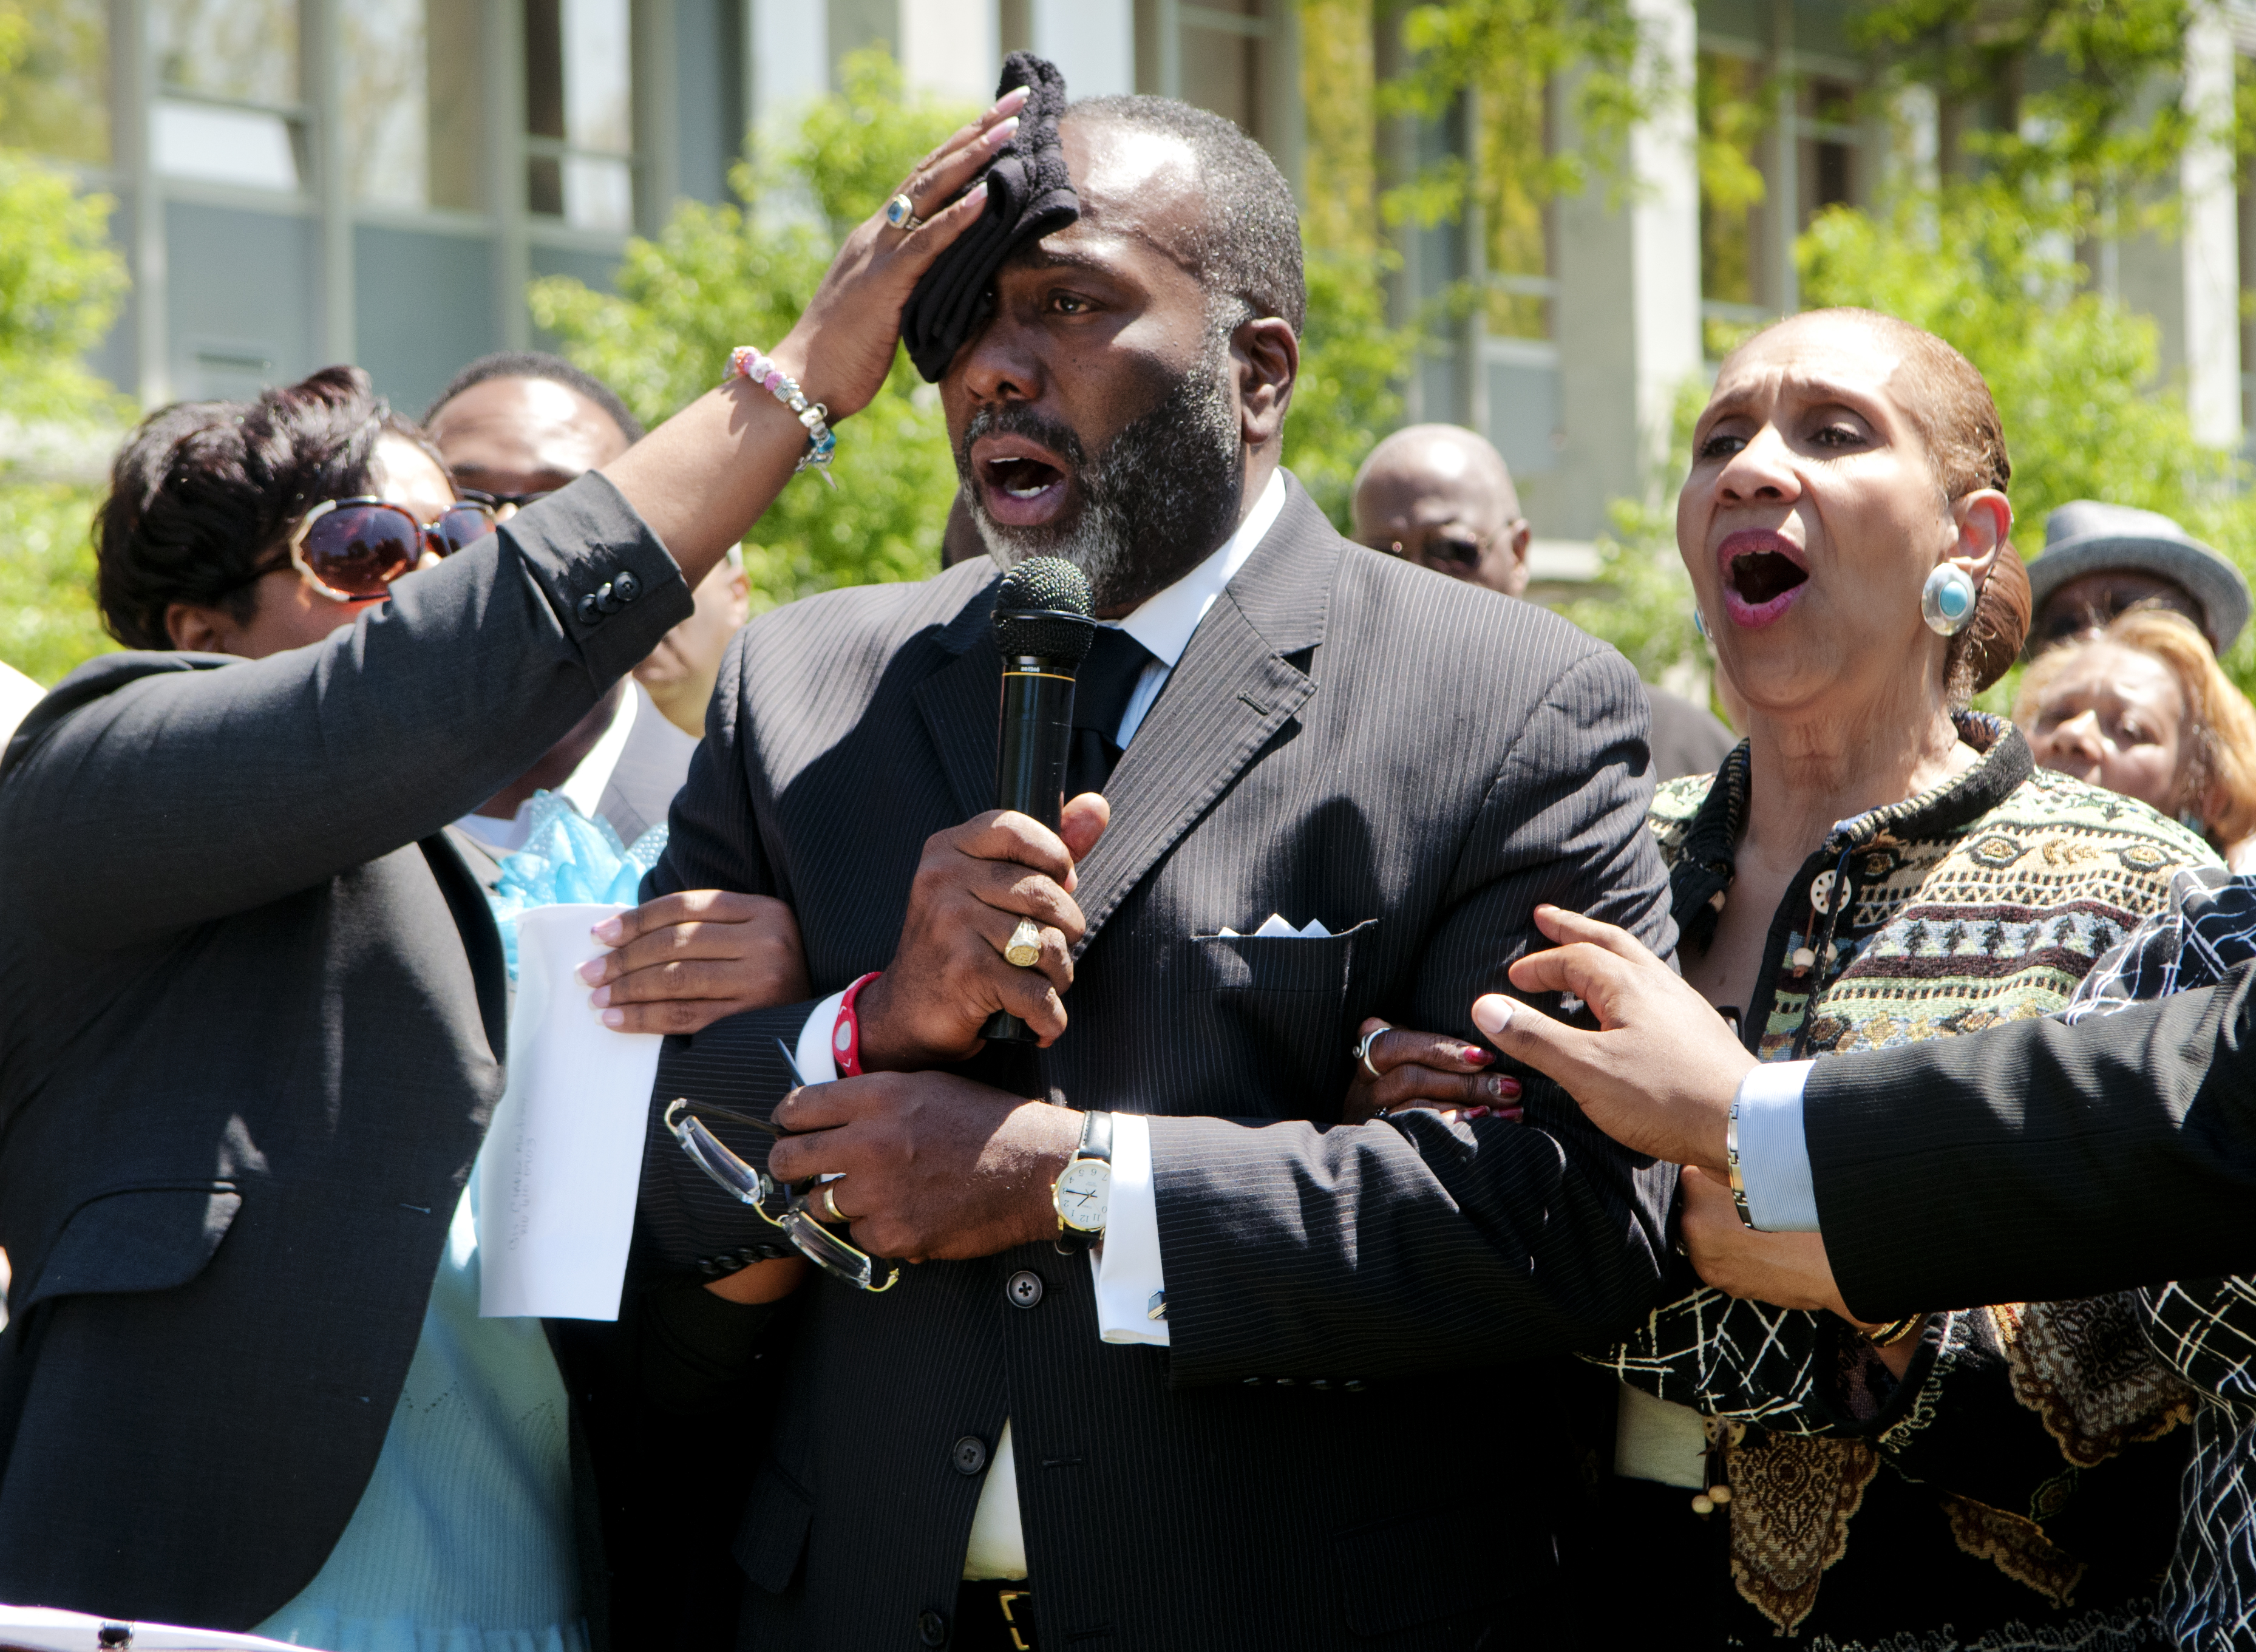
1361, 310, 2215, 1647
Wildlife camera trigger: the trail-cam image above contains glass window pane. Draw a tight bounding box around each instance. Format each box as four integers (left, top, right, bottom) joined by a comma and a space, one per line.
1480, 53, 1549, 340
1698, 49, 1768, 311
152, 0, 301, 107
0, 0, 109, 165
154, 97, 301, 188
525, 0, 633, 228
342, 0, 480, 210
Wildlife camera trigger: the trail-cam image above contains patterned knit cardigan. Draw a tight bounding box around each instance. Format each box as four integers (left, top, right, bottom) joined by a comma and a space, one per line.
1606, 713, 2218, 1650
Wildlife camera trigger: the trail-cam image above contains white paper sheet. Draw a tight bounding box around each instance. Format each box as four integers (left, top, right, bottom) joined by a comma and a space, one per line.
477, 902, 662, 1321
0, 1604, 310, 1651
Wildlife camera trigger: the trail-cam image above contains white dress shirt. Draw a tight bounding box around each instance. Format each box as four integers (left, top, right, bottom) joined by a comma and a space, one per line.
1733, 1059, 1823, 1230
790, 471, 1288, 1578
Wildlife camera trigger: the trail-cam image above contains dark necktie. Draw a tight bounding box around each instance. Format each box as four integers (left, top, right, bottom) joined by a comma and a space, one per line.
1065, 626, 1158, 798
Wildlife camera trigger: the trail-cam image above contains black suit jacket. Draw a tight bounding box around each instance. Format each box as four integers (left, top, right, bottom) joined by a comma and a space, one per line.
1806, 960, 2256, 1319
636, 477, 1677, 1650
0, 478, 690, 1627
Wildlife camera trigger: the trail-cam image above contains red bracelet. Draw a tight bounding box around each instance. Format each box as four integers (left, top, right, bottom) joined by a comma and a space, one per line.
832, 971, 882, 1077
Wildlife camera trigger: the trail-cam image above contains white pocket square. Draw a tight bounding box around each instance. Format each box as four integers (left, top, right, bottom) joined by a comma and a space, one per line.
1216, 913, 1333, 939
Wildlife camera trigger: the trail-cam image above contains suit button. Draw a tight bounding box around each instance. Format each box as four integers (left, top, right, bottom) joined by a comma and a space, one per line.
695, 1257, 720, 1276
1275, 1376, 1296, 1387
576, 593, 602, 626
594, 579, 622, 613
1310, 1379, 1330, 1389
953, 1435, 989, 1476
1344, 1379, 1366, 1392
916, 1608, 948, 1646
1006, 1270, 1044, 1308
611, 569, 640, 602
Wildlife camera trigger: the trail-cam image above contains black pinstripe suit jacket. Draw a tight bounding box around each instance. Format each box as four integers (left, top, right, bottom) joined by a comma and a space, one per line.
637, 475, 1677, 1650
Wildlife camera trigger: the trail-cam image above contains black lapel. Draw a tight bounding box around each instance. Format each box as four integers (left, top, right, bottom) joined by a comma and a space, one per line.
912, 634, 1003, 823
1069, 475, 1338, 948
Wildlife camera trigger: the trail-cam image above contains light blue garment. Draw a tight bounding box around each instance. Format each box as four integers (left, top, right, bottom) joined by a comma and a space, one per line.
256, 1179, 586, 1652
1734, 1058, 1821, 1231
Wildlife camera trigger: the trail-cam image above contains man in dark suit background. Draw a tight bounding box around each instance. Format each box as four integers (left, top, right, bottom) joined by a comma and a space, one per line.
616, 95, 1679, 1650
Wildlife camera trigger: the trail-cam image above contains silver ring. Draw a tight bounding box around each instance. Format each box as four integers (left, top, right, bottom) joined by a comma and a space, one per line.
820, 1183, 844, 1223
883, 193, 924, 231
1356, 1024, 1391, 1081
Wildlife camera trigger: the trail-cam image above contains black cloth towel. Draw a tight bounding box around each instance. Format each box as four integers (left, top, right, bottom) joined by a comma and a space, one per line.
902, 52, 1079, 381
1065, 625, 1157, 798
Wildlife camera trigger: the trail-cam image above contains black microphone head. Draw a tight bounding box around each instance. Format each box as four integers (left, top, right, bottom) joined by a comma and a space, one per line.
992, 556, 1096, 664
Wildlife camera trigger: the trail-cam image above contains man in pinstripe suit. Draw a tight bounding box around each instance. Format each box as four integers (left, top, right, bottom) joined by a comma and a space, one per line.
627, 97, 1678, 1650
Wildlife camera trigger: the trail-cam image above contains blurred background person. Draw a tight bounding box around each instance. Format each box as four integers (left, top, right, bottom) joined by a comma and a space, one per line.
632, 546, 749, 736
2027, 500, 2251, 659
1351, 422, 1734, 780
1363, 311, 2211, 1649
424, 353, 705, 848
2017, 606, 2256, 870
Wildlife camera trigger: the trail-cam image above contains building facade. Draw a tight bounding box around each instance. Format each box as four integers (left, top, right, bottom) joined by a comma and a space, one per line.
0, 0, 2244, 545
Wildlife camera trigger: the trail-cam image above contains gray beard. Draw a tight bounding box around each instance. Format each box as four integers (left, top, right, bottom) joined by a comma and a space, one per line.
962, 332, 1245, 613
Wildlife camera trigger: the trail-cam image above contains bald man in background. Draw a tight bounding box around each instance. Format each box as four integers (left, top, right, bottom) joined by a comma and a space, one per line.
1353, 424, 1734, 782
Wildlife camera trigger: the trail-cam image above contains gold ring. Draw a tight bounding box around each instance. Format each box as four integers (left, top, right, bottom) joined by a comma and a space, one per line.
1356, 1024, 1391, 1081
820, 1183, 844, 1223
1004, 916, 1043, 968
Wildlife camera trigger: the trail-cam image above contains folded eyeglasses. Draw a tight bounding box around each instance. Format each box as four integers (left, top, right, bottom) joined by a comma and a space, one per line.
662, 1041, 899, 1293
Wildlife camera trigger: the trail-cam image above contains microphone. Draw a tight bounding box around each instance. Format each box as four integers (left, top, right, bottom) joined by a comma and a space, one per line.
984, 556, 1096, 1044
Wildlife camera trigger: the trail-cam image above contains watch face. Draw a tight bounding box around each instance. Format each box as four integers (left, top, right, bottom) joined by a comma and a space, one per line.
1055, 1160, 1112, 1232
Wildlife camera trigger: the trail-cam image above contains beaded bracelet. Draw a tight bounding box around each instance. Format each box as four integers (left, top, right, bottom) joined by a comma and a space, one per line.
723, 345, 838, 488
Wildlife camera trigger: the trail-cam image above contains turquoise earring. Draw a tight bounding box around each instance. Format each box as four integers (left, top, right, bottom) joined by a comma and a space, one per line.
1921, 564, 1979, 636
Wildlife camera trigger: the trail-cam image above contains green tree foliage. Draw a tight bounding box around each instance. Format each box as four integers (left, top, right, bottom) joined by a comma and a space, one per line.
0, 0, 131, 685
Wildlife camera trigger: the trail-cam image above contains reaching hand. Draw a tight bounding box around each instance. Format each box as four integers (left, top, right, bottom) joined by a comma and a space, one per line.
582, 891, 810, 1035
775, 86, 1030, 422
1469, 904, 1751, 1172
855, 793, 1110, 1070
1340, 1018, 1522, 1124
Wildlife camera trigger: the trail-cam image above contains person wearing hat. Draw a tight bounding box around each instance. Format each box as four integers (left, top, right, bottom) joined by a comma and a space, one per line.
2028, 499, 2252, 657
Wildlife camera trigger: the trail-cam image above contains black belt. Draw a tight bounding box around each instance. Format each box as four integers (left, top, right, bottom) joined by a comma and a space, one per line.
953, 1580, 1037, 1651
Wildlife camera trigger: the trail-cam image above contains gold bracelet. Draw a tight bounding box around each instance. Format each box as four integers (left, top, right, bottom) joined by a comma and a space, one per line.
1864, 1314, 1925, 1348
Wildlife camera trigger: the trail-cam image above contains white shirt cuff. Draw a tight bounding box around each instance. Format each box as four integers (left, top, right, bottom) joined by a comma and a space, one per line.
1735, 1059, 1820, 1231
1089, 1112, 1169, 1345
793, 989, 848, 1084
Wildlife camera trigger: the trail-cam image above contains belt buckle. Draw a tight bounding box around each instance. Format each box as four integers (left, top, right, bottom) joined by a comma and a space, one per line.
997, 1586, 1033, 1651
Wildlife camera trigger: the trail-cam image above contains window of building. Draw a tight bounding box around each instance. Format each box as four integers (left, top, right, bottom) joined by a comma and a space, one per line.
1799, 75, 1856, 229
1478, 53, 1552, 342
525, 0, 634, 233
1698, 46, 1768, 336
0, 0, 109, 166
345, 0, 484, 211
1178, 1, 1267, 140
151, 0, 305, 191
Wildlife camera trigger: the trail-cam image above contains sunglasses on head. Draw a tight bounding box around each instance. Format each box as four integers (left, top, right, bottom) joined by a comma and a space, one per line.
279, 495, 499, 603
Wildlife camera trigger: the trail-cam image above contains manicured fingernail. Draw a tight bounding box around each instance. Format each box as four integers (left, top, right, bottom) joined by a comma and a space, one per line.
1485, 1075, 1518, 1099
591, 917, 623, 943
589, 985, 611, 1007
990, 116, 1020, 143
577, 959, 607, 984
1461, 1045, 1493, 1067
996, 85, 1030, 112
1500, 1107, 1526, 1124
1463, 1106, 1490, 1120
1471, 996, 1514, 1038
600, 1008, 625, 1028
966, 180, 989, 203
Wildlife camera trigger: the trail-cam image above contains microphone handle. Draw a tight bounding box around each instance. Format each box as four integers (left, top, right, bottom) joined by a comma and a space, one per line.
984, 654, 1077, 1044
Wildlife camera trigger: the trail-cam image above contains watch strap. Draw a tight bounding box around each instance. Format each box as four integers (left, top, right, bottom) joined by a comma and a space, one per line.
1078, 1107, 1113, 1166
